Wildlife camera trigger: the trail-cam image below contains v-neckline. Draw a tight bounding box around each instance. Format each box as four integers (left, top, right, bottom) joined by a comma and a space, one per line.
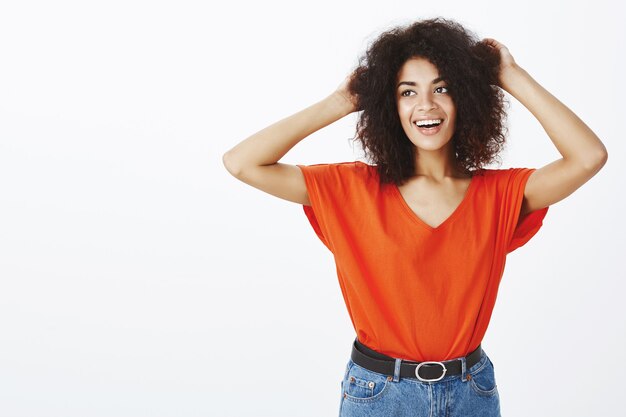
391, 175, 477, 232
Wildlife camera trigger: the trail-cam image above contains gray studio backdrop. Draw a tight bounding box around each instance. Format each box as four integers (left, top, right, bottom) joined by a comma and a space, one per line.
0, 0, 624, 416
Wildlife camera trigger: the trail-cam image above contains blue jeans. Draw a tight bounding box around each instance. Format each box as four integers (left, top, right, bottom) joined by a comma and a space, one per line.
338, 348, 501, 416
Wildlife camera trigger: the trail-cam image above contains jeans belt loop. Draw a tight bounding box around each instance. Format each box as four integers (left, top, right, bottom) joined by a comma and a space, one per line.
393, 358, 402, 382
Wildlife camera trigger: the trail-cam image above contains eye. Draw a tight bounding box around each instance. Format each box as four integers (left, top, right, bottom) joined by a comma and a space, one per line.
399, 87, 448, 97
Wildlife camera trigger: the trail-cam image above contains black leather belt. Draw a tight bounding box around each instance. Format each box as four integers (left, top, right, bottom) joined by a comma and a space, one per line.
351, 338, 483, 382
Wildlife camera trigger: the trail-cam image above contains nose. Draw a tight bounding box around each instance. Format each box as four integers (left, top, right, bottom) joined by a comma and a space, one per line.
415, 92, 436, 112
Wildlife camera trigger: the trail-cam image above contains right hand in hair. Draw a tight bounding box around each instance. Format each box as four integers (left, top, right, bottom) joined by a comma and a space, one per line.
333, 71, 360, 114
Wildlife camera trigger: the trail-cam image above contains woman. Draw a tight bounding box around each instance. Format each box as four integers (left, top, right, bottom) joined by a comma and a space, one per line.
222, 17, 607, 417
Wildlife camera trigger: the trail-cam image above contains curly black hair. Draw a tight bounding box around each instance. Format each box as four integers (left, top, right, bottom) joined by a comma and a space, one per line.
348, 17, 507, 186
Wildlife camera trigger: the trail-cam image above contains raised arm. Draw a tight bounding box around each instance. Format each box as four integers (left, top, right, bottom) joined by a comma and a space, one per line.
482, 38, 609, 218
222, 75, 358, 206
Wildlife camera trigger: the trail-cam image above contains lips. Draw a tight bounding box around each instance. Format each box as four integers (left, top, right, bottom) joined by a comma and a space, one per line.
413, 118, 444, 127
413, 119, 444, 135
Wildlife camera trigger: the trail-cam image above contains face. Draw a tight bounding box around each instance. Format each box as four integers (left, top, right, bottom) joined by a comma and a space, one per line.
395, 56, 457, 154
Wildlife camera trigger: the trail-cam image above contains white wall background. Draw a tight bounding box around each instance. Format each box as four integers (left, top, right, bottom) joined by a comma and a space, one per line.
0, 0, 624, 416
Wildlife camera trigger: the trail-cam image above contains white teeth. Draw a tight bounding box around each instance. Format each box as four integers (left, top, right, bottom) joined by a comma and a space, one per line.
414, 119, 442, 127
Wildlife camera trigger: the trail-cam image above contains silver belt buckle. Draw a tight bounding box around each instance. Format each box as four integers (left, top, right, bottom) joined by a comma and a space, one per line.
415, 361, 447, 382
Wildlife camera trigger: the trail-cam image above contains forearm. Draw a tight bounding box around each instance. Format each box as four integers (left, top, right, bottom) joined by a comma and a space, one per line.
223, 92, 354, 173
501, 65, 608, 168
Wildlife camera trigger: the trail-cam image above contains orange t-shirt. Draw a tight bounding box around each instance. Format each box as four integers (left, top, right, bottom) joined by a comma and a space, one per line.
297, 161, 549, 362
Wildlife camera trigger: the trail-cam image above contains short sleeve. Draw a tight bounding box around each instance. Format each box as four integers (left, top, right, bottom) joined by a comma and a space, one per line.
498, 168, 550, 254
296, 162, 358, 252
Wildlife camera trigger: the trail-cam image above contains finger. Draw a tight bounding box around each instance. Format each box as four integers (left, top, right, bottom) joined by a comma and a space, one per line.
481, 38, 500, 48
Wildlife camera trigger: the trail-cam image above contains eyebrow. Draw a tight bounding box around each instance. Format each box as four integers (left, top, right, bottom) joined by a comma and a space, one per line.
397, 77, 445, 89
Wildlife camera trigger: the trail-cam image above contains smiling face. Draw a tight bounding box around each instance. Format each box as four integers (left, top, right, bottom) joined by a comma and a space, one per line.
395, 56, 457, 154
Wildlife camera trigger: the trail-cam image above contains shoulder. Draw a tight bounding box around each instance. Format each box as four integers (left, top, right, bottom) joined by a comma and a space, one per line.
296, 161, 377, 189
475, 167, 537, 197
333, 160, 375, 173
299, 160, 376, 177
299, 160, 367, 170
474, 167, 534, 180
474, 167, 515, 176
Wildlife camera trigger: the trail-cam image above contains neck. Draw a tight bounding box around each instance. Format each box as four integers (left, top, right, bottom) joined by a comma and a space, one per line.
413, 147, 466, 181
